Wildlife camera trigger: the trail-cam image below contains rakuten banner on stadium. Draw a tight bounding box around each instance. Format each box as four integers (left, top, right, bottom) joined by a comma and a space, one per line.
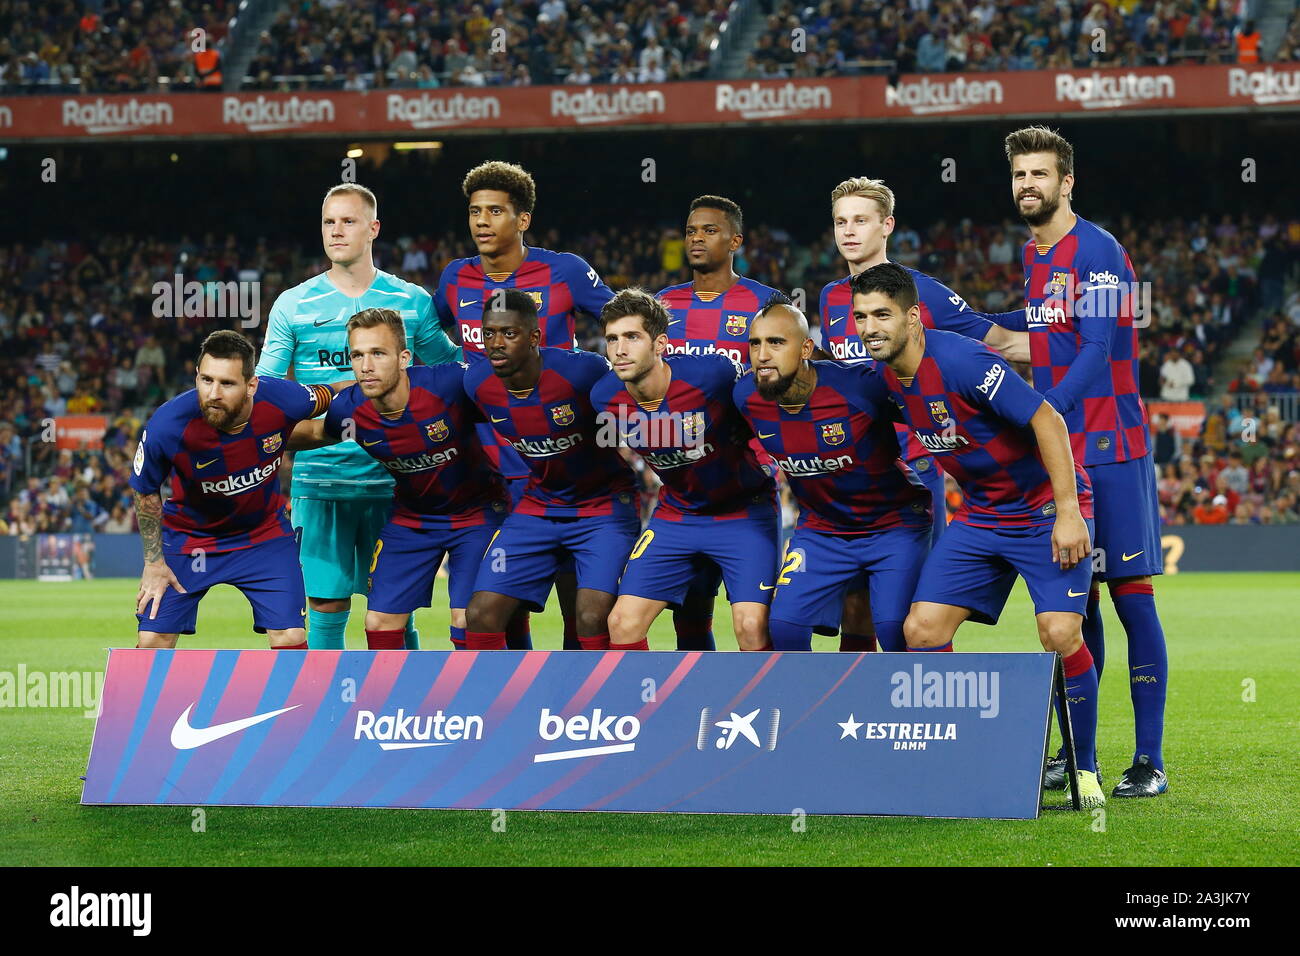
83, 649, 1054, 818
6, 64, 1298, 141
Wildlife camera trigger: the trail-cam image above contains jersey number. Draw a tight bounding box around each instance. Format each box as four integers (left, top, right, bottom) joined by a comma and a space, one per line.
776, 547, 803, 585
629, 529, 655, 560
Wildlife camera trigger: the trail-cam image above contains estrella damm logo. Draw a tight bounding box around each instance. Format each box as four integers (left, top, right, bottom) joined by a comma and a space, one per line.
821, 422, 846, 446
927, 400, 949, 423
550, 403, 575, 427
681, 412, 706, 442
1048, 270, 1069, 294
427, 420, 449, 442
725, 314, 748, 336
262, 434, 283, 454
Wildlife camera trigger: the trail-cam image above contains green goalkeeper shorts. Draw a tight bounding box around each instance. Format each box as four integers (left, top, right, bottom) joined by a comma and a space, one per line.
291, 497, 392, 601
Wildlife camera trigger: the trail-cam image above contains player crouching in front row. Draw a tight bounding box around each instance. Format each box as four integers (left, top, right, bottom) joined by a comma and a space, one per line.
289, 308, 509, 650
854, 263, 1106, 808
132, 331, 339, 649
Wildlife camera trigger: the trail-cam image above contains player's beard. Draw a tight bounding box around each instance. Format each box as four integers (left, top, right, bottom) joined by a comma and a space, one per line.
1017, 187, 1060, 227
756, 368, 799, 401
202, 401, 242, 431
864, 329, 908, 365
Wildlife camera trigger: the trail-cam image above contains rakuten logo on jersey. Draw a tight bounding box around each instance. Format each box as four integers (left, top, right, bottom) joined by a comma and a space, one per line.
551, 87, 665, 125
829, 338, 867, 360
774, 453, 854, 476
663, 341, 744, 362
387, 92, 501, 128
1026, 303, 1069, 327
534, 707, 640, 762
1055, 71, 1175, 109
460, 323, 483, 346
884, 77, 1003, 115
222, 95, 335, 132
715, 81, 831, 119
1228, 67, 1300, 105
200, 459, 279, 496
62, 98, 174, 135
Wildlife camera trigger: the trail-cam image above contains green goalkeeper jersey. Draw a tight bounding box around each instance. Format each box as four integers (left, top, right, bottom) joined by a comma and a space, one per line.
255, 268, 461, 500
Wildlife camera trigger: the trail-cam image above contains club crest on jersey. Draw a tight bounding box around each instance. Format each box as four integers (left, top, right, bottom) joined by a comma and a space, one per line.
550, 403, 575, 427
525, 290, 544, 308
725, 314, 748, 336
821, 422, 846, 446
681, 412, 706, 442
427, 420, 449, 443
262, 434, 283, 454
1045, 271, 1069, 295
928, 400, 949, 423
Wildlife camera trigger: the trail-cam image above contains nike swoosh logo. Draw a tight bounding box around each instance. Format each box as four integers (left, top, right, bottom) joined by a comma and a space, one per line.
759, 583, 775, 591
491, 415, 508, 423
362, 439, 382, 446
459, 298, 476, 308
1067, 589, 1087, 597
668, 318, 682, 326
1131, 663, 1155, 670
757, 432, 776, 439
828, 315, 842, 326
195, 459, 217, 469
313, 317, 335, 327
1122, 551, 1144, 561
170, 703, 300, 750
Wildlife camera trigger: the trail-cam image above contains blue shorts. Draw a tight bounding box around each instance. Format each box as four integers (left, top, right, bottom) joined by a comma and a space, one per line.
508, 477, 575, 577
291, 497, 391, 600
1088, 454, 1163, 580
909, 455, 948, 546
618, 508, 781, 607
471, 511, 640, 611
774, 525, 930, 632
368, 517, 504, 614
912, 519, 1096, 625
137, 534, 306, 635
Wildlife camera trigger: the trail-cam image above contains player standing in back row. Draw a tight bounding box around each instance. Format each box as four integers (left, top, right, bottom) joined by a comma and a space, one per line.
436, 160, 614, 650
1003, 126, 1168, 798
655, 195, 779, 651
256, 183, 461, 651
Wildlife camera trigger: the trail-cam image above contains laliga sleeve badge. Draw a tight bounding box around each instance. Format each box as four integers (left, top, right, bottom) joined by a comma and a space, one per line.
1042, 501, 1057, 516
1096, 436, 1111, 450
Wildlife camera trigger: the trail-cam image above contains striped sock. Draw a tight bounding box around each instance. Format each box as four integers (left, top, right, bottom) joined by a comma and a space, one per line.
307, 609, 347, 650
1110, 581, 1167, 771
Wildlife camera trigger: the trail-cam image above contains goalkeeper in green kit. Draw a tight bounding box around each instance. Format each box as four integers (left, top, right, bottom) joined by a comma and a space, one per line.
255, 183, 460, 648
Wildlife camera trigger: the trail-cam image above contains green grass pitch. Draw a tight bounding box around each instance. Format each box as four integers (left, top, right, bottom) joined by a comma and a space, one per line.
1, 573, 1297, 866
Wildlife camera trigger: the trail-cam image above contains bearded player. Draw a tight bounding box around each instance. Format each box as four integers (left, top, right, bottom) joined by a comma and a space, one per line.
288, 308, 509, 649
735, 293, 931, 652
855, 262, 1105, 808
436, 161, 614, 650
132, 331, 337, 648
1004, 126, 1168, 798
256, 183, 460, 650
592, 288, 778, 650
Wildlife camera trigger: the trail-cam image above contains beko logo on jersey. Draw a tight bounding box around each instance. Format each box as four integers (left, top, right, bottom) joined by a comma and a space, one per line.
384, 448, 459, 473
513, 434, 583, 457
774, 454, 853, 475
663, 341, 744, 362
977, 364, 1006, 397
200, 459, 279, 495
1088, 270, 1120, 286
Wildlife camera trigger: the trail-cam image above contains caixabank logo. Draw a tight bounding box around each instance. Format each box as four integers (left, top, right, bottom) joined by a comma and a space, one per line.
695, 707, 780, 751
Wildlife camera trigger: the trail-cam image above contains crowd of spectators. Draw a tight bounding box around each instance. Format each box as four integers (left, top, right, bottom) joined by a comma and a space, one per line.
5, 0, 1297, 96
752, 0, 1293, 80
1, 209, 1297, 537
1, 0, 231, 94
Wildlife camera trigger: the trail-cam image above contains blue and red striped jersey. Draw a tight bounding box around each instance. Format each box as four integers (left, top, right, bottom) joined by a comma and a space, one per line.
819, 264, 999, 362
879, 330, 1092, 529
434, 245, 613, 351
590, 353, 774, 520
324, 364, 508, 530
1019, 215, 1150, 466
129, 377, 332, 554
656, 275, 781, 364
735, 360, 931, 534
463, 347, 636, 518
